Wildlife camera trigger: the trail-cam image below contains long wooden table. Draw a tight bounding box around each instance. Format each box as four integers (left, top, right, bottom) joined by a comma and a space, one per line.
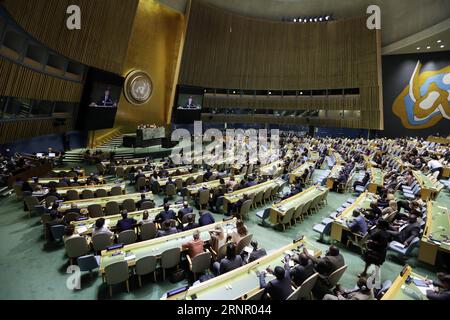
99, 218, 238, 273
55, 182, 126, 196
288, 161, 315, 184
223, 178, 285, 212
269, 186, 327, 224
28, 176, 105, 185
163, 238, 321, 300
142, 166, 192, 178
71, 203, 184, 235
325, 164, 344, 189
157, 171, 210, 187
186, 175, 244, 196
382, 266, 430, 300
57, 191, 153, 212
368, 167, 384, 193
259, 160, 284, 176
330, 191, 375, 243
413, 171, 439, 201
51, 168, 85, 176
418, 202, 450, 266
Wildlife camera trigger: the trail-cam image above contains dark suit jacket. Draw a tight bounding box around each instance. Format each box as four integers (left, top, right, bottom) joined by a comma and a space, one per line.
290, 262, 315, 286
398, 222, 420, 244
198, 212, 215, 226
248, 248, 267, 262
182, 222, 199, 231
116, 218, 137, 232
259, 269, 293, 300
155, 209, 176, 222
219, 256, 243, 274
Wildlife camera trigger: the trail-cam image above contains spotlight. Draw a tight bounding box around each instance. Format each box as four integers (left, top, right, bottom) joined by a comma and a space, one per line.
268, 91, 272, 95
309, 18, 313, 22
319, 17, 323, 22
233, 90, 236, 94
441, 45, 445, 48
325, 15, 330, 20
416, 47, 420, 50
293, 18, 297, 22
300, 91, 303, 95
437, 40, 442, 43
426, 45, 431, 49
314, 18, 318, 22
299, 18, 302, 22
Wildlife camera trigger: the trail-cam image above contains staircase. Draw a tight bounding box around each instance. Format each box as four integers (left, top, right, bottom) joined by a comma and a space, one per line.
97, 135, 123, 149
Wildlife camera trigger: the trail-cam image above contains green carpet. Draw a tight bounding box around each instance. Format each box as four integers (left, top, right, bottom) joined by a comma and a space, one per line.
0, 165, 448, 300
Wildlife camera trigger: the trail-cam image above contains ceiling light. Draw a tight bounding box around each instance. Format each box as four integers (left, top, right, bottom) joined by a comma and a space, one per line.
416, 47, 420, 50
293, 18, 297, 22
440, 45, 445, 48
268, 91, 272, 95
309, 18, 313, 22
314, 18, 318, 22
319, 17, 323, 21
300, 91, 303, 95
325, 16, 330, 20
426, 46, 431, 49
299, 18, 302, 22
437, 40, 442, 43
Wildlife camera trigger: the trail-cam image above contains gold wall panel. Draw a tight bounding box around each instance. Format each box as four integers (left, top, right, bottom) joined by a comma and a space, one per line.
112, 0, 185, 133
2, 0, 138, 74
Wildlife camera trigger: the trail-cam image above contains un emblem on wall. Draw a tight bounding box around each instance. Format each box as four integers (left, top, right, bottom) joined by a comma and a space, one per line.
124, 70, 153, 105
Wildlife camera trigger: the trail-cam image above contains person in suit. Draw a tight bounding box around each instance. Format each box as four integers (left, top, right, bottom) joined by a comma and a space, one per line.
182, 214, 199, 231
139, 210, 153, 225
155, 203, 176, 223
203, 168, 213, 181
258, 260, 293, 300
346, 209, 368, 235
47, 186, 62, 200
359, 219, 390, 277
115, 210, 137, 232
303, 245, 345, 299
178, 201, 193, 220
426, 273, 450, 300
323, 277, 374, 300
67, 203, 81, 215
387, 214, 420, 247
136, 193, 153, 209
182, 230, 204, 259
213, 243, 244, 275
198, 210, 215, 226
92, 218, 113, 237
290, 253, 315, 287
363, 201, 383, 225
247, 240, 267, 263
98, 88, 114, 106
156, 220, 178, 237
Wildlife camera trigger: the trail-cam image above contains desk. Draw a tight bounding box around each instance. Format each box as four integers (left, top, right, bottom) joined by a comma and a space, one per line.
99, 218, 237, 273
55, 183, 126, 196
442, 166, 450, 179
382, 266, 430, 300
368, 167, 384, 193
259, 160, 284, 176
288, 161, 315, 184
143, 166, 192, 178
330, 191, 375, 243
163, 238, 321, 300
413, 171, 438, 201
418, 202, 450, 266
57, 191, 153, 212
269, 186, 327, 224
28, 176, 105, 185
157, 171, 211, 187
51, 168, 85, 176
325, 164, 344, 189
223, 179, 285, 212
186, 175, 244, 196
71, 203, 184, 235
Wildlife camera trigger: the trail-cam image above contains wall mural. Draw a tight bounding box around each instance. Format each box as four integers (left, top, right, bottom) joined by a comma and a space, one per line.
393, 61, 450, 129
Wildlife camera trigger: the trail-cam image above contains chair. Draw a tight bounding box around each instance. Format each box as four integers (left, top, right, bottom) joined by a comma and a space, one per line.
239, 200, 252, 221
24, 196, 40, 217
296, 273, 319, 300
187, 251, 212, 281
45, 195, 58, 207
88, 204, 104, 218
181, 213, 196, 224
263, 188, 272, 204
160, 247, 181, 281
92, 233, 114, 252
77, 254, 100, 275
122, 199, 136, 212
66, 190, 79, 201
63, 212, 80, 224
50, 225, 66, 242
165, 183, 177, 199
185, 176, 194, 186
110, 186, 122, 196
136, 177, 147, 192
65, 236, 90, 265
105, 201, 120, 215
292, 203, 305, 223
252, 190, 264, 208
255, 208, 271, 227
81, 189, 95, 199
198, 189, 210, 210
117, 230, 137, 245
104, 260, 130, 297
302, 199, 313, 217
13, 183, 24, 200
388, 237, 420, 261
209, 243, 228, 261
236, 233, 253, 254
135, 255, 157, 286
312, 221, 332, 243
95, 189, 108, 198
140, 201, 155, 209
115, 167, 125, 178
139, 222, 157, 241
195, 175, 204, 184
279, 207, 295, 231
327, 265, 348, 288
175, 178, 183, 191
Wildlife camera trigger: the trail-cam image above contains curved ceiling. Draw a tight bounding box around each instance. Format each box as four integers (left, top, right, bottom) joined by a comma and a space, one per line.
158, 0, 450, 50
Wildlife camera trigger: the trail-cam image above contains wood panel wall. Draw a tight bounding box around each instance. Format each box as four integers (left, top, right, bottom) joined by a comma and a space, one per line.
2, 0, 139, 74
0, 58, 83, 101
0, 118, 74, 144
179, 0, 382, 129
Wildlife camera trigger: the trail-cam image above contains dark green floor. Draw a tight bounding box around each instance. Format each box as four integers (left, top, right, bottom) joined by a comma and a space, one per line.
0, 166, 448, 299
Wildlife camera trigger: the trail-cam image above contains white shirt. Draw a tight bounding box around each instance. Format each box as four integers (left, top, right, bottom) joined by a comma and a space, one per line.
428, 160, 443, 170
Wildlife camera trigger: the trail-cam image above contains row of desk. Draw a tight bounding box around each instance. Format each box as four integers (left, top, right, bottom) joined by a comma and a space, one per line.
163, 237, 321, 300
413, 171, 442, 201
